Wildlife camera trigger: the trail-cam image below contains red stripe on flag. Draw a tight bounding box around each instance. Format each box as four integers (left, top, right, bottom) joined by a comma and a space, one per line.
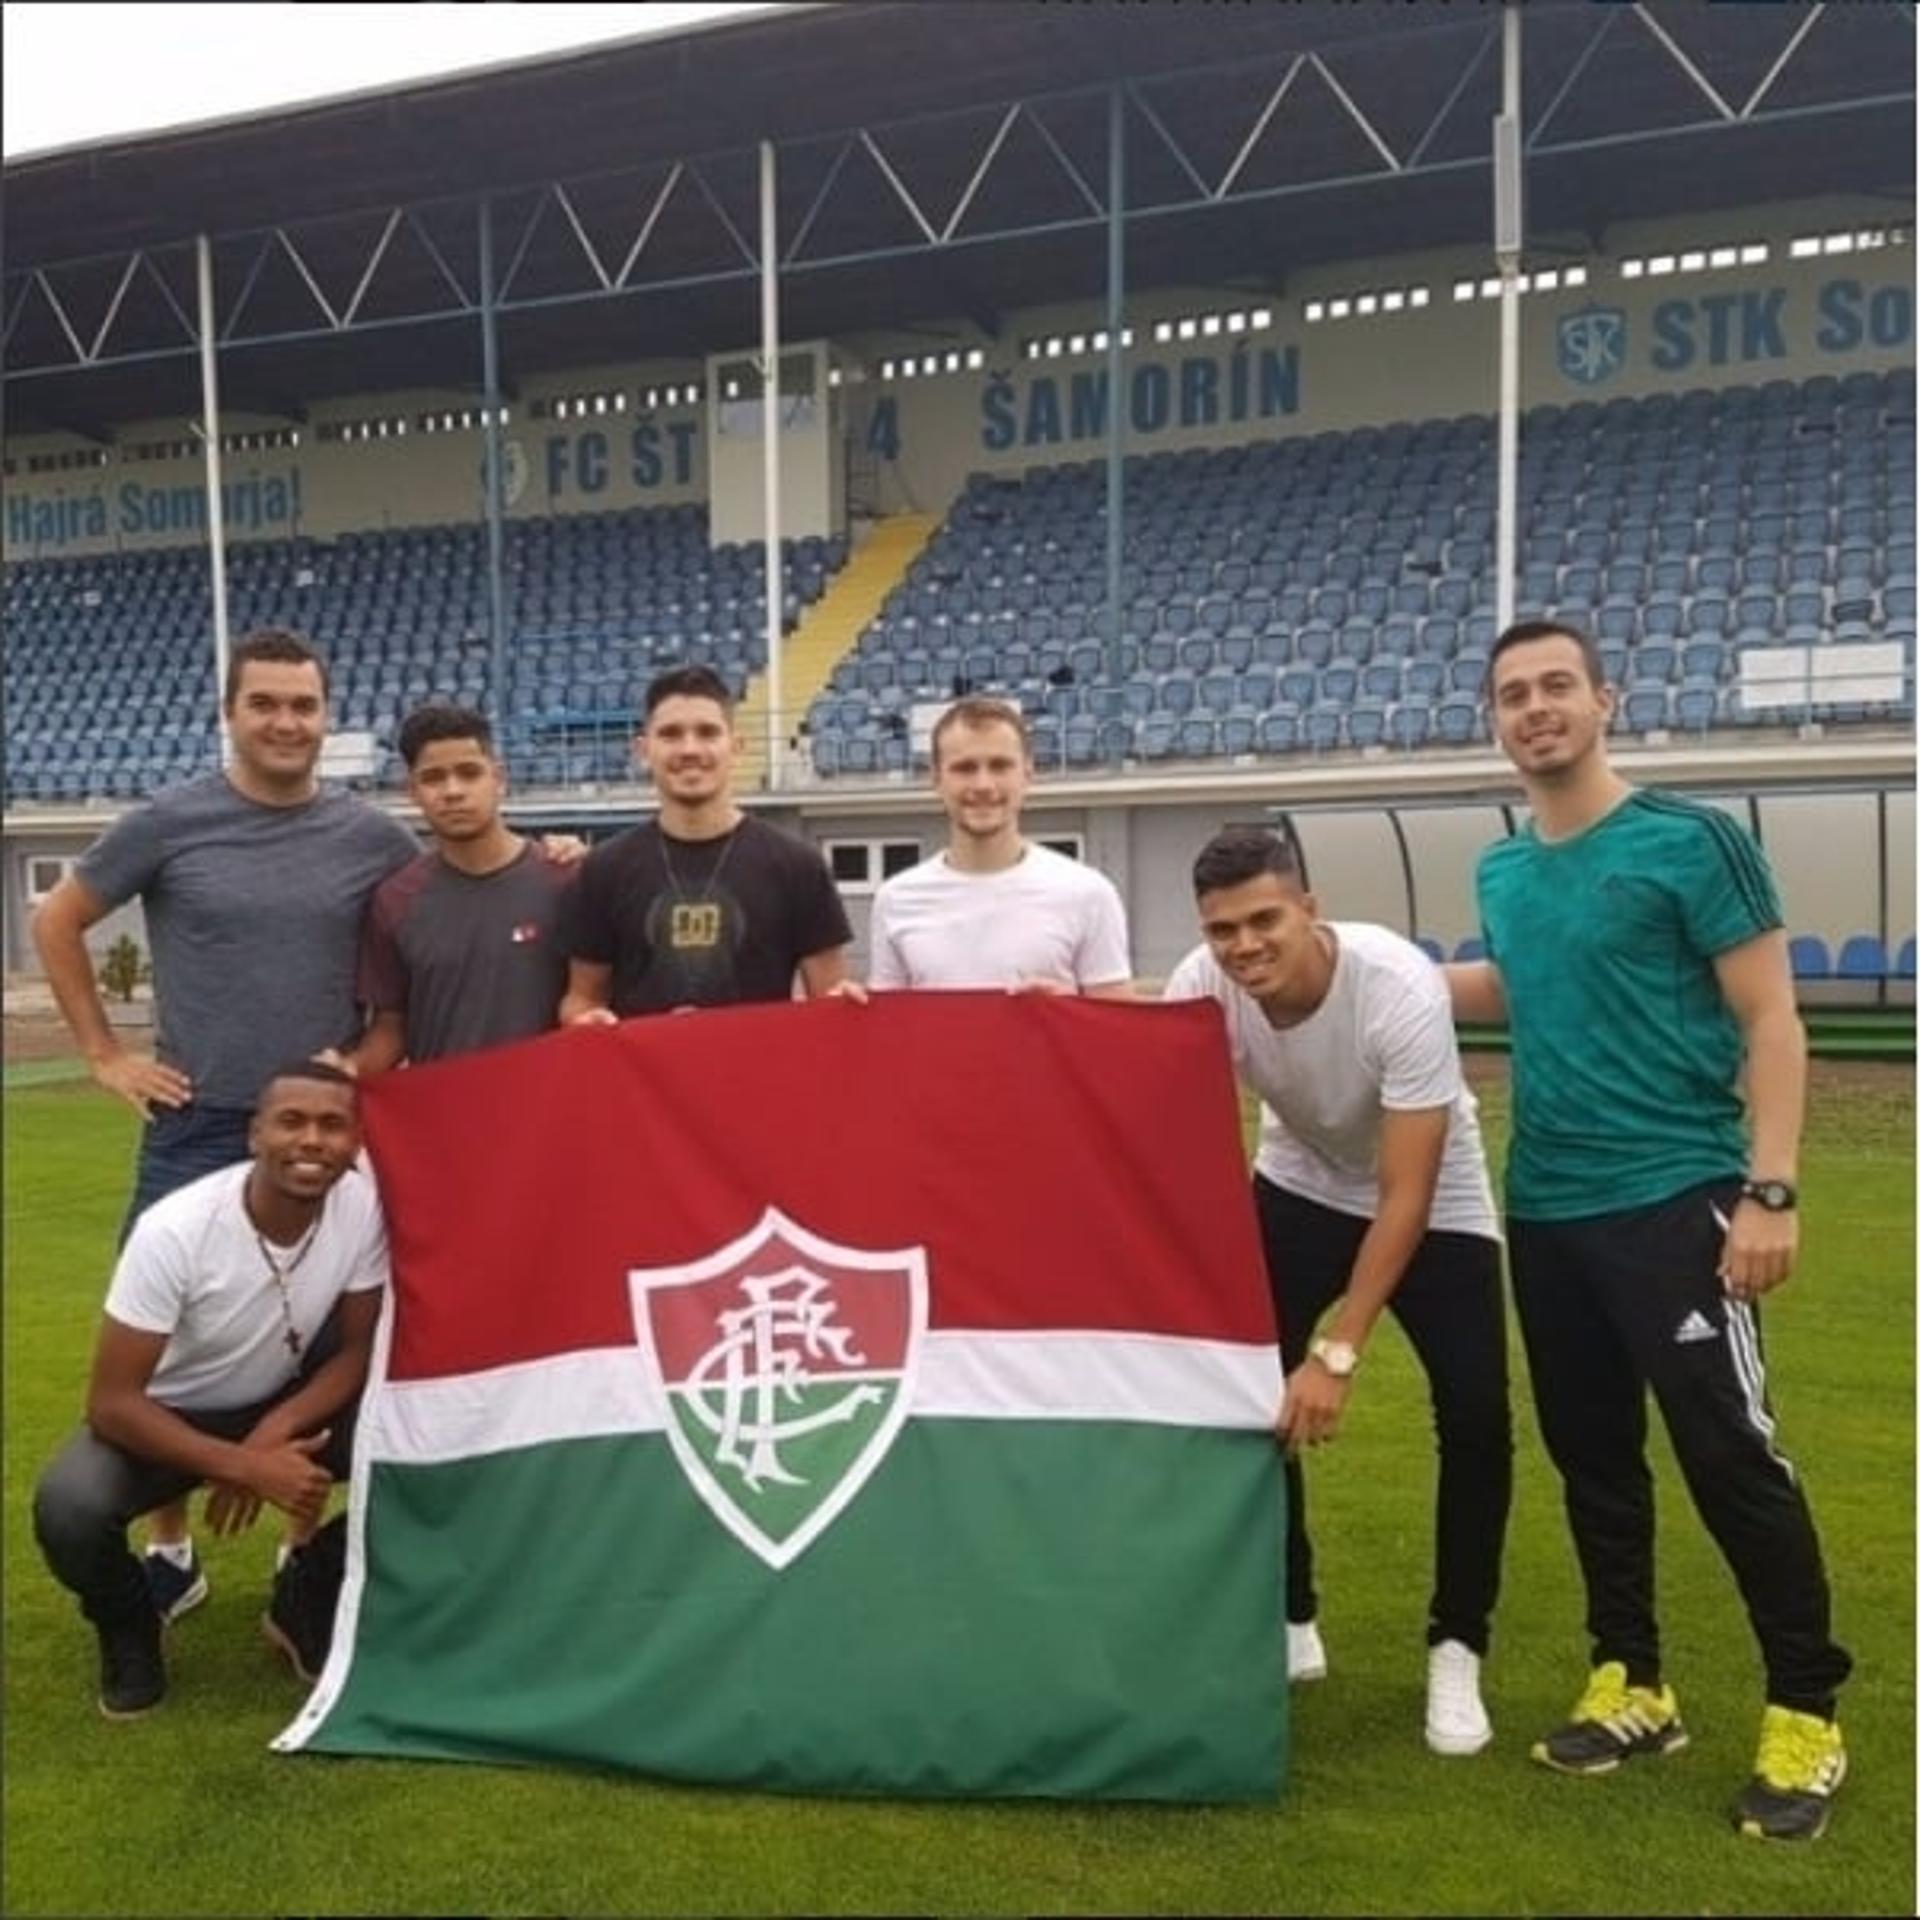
362, 993, 1272, 1380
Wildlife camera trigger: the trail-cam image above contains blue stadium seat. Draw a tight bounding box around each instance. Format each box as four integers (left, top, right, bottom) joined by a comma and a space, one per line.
1303, 706, 1344, 753
1158, 670, 1196, 717
1673, 682, 1718, 733
1386, 702, 1432, 750
1319, 662, 1359, 707
1137, 713, 1178, 760
1219, 710, 1259, 757
1453, 936, 1486, 963
1278, 665, 1318, 709
1836, 935, 1889, 981
1405, 657, 1447, 700
1236, 666, 1277, 711
1361, 660, 1403, 702
1788, 936, 1832, 981
1434, 695, 1479, 746
1346, 702, 1388, 750
1634, 640, 1677, 683
1296, 623, 1335, 669
1622, 685, 1671, 733
1256, 706, 1301, 754
1895, 936, 1916, 981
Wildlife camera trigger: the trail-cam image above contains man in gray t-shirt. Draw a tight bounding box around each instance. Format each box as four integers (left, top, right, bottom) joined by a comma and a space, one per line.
33, 633, 417, 1232
353, 705, 574, 1069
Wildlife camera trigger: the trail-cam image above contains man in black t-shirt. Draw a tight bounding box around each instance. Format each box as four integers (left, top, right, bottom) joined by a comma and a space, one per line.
561, 666, 852, 1020
353, 705, 576, 1070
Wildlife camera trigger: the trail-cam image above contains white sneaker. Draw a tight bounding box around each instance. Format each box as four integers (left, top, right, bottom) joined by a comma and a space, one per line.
1425, 1639, 1492, 1755
1287, 1620, 1327, 1684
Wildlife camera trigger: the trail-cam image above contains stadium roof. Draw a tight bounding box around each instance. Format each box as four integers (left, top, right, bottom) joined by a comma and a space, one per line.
4, 0, 1913, 437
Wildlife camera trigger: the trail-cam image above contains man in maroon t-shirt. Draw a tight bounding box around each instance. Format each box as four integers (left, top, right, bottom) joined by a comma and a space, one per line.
353, 706, 575, 1072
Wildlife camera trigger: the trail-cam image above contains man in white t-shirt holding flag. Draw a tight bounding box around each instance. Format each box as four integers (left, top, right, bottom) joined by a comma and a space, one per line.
33, 1059, 387, 1720
867, 697, 1134, 997
1163, 825, 1512, 1757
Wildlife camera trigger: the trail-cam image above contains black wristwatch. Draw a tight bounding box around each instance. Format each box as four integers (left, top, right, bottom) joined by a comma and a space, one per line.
1739, 1178, 1798, 1213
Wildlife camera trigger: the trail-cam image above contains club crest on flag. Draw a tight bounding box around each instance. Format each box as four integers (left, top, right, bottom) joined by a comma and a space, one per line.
630, 1207, 928, 1570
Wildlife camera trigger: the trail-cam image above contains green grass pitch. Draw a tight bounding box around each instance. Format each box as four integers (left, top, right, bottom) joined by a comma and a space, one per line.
3, 1068, 1912, 1916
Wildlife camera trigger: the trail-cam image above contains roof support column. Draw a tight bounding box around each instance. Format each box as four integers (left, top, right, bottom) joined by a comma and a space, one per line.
1103, 83, 1127, 702
195, 234, 231, 756
478, 196, 509, 747
760, 137, 784, 792
1493, 6, 1523, 640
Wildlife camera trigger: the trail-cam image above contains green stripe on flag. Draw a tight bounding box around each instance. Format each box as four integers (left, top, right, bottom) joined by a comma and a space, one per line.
305, 1420, 1286, 1801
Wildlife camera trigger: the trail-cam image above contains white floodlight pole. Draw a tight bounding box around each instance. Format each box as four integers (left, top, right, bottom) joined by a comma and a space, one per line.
760, 138, 783, 790
196, 234, 232, 753
1493, 7, 1524, 639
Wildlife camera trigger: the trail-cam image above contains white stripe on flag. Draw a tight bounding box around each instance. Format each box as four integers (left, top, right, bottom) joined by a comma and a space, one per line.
363, 1331, 1283, 1466
916, 1329, 1280, 1429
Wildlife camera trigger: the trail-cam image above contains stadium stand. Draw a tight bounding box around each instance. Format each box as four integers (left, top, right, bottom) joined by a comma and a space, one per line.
3, 374, 1910, 801
4, 506, 845, 800
804, 369, 1915, 776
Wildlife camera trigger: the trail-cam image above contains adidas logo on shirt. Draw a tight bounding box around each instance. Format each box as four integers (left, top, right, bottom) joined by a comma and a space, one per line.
1673, 1309, 1719, 1346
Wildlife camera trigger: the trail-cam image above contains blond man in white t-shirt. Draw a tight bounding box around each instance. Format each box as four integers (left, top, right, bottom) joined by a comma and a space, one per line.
1164, 825, 1511, 1757
33, 1060, 387, 1721
868, 699, 1134, 996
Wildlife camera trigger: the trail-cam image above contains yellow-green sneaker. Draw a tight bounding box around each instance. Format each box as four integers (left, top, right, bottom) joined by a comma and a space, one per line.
1733, 1706, 1846, 1841
1531, 1661, 1688, 1774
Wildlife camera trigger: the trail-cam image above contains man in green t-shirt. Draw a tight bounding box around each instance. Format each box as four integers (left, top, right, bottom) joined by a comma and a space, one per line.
1449, 619, 1850, 1844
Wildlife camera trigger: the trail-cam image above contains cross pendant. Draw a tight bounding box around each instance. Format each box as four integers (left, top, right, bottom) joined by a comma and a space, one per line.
284, 1328, 303, 1358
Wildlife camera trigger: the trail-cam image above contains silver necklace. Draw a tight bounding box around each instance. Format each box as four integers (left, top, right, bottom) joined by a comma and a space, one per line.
256, 1218, 322, 1359
658, 820, 745, 951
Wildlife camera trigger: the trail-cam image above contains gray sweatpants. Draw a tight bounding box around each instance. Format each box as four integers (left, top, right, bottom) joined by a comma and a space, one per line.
34, 1332, 356, 1629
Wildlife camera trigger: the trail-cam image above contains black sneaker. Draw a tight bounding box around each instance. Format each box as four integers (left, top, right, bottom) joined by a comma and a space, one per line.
97, 1607, 166, 1719
1531, 1661, 1688, 1775
261, 1519, 345, 1685
142, 1545, 208, 1624
1733, 1705, 1847, 1842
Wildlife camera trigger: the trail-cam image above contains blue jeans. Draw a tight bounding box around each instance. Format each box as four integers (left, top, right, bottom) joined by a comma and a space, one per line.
118, 1103, 254, 1248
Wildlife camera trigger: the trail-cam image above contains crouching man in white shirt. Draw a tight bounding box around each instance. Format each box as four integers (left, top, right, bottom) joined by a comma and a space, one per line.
868, 697, 1134, 996
34, 1059, 386, 1719
1163, 826, 1511, 1756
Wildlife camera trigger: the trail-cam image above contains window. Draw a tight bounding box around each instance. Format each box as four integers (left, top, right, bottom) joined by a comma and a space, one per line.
316, 413, 418, 444
1454, 263, 1592, 301
1621, 236, 1775, 278
1034, 834, 1085, 862
220, 427, 299, 452
22, 855, 73, 905
824, 839, 922, 892
1023, 326, 1135, 360
639, 382, 703, 409
26, 448, 111, 473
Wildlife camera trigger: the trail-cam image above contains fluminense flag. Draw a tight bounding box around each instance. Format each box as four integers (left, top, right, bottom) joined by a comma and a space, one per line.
276, 993, 1286, 1800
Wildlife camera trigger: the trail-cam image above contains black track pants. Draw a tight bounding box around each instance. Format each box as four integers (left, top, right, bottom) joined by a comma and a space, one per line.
1508, 1178, 1851, 1718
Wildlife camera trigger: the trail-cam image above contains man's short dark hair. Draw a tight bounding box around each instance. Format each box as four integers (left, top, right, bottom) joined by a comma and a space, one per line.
931, 696, 1030, 767
1487, 619, 1606, 694
256, 1057, 359, 1108
225, 628, 329, 708
397, 704, 495, 768
1191, 825, 1304, 898
644, 665, 733, 719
